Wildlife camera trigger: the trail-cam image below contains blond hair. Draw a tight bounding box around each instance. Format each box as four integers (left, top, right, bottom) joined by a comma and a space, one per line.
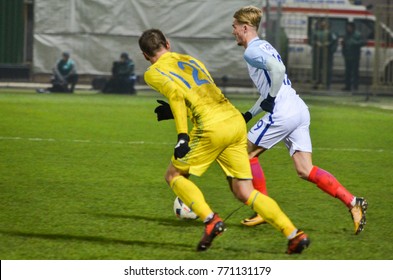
233, 6, 262, 30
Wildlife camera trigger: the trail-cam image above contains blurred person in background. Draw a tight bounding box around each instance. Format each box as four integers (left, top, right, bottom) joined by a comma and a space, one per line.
341, 22, 366, 91
36, 51, 78, 93
311, 19, 338, 90
102, 52, 136, 94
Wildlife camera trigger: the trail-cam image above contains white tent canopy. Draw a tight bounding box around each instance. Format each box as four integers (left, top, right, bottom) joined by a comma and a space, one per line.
33, 0, 263, 81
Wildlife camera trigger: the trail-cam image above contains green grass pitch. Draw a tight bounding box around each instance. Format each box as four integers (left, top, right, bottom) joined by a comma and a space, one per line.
0, 89, 392, 260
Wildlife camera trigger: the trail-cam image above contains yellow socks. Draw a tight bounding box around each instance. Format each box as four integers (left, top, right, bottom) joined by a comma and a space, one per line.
247, 190, 297, 238
170, 178, 298, 237
170, 176, 213, 221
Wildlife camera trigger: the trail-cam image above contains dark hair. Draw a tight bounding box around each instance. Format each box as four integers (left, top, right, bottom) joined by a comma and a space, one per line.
138, 29, 167, 57
347, 22, 356, 29
120, 52, 129, 59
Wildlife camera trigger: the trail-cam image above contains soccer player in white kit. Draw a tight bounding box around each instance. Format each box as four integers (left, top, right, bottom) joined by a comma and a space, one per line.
232, 6, 368, 235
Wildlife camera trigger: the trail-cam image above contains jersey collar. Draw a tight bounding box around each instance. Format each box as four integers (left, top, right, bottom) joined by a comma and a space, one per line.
248, 37, 260, 48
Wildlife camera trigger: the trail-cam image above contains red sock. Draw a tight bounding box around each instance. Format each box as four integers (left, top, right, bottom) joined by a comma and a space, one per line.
308, 166, 354, 208
250, 157, 268, 195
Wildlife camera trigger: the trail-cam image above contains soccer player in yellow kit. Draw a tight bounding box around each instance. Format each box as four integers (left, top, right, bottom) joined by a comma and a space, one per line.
138, 29, 310, 253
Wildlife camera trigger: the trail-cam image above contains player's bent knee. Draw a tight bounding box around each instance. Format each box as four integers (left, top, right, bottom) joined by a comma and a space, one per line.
165, 169, 176, 184
231, 179, 254, 203
234, 192, 249, 203
165, 163, 188, 185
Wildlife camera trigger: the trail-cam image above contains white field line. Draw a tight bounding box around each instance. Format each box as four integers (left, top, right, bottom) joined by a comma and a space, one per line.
0, 136, 391, 154
0, 136, 172, 146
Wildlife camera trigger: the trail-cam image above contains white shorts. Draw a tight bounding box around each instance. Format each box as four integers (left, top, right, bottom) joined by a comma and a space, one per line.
248, 108, 312, 156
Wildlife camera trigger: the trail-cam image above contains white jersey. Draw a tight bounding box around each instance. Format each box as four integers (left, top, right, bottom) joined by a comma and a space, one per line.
244, 37, 308, 120
244, 37, 312, 155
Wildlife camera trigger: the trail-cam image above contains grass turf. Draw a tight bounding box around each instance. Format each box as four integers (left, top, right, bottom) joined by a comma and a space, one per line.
0, 89, 392, 260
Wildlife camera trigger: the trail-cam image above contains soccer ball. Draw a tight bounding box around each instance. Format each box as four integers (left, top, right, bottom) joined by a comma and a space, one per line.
173, 196, 198, 220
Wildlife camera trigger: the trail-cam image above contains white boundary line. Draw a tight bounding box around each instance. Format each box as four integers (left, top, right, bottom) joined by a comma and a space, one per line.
0, 136, 171, 146
0, 136, 391, 153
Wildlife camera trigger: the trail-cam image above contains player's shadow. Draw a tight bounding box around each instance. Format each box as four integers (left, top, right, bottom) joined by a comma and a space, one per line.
89, 212, 286, 255
0, 228, 191, 252
90, 212, 201, 228
0, 212, 288, 256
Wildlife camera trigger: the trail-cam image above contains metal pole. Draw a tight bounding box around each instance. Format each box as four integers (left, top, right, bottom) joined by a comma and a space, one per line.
276, 1, 282, 53
266, 0, 270, 40
372, 5, 381, 97
365, 49, 371, 101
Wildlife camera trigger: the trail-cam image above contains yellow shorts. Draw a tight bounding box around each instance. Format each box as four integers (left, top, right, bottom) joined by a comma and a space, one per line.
172, 114, 252, 179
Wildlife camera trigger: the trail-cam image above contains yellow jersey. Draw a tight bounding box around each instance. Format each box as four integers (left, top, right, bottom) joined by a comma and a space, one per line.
144, 52, 239, 134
